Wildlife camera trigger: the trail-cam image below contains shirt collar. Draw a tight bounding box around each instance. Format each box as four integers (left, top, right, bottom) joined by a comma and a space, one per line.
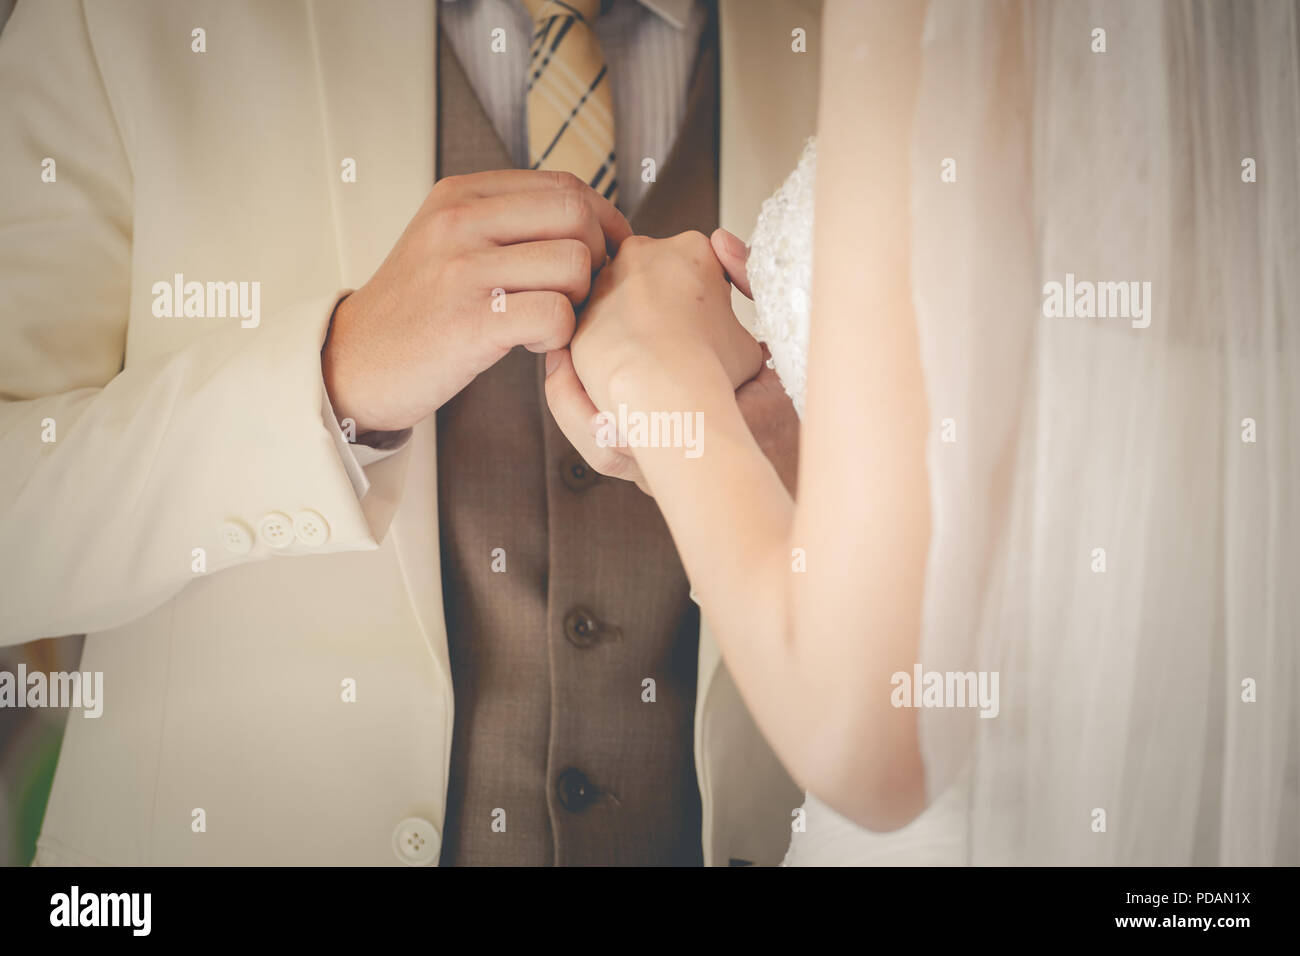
637, 0, 693, 30
441, 0, 694, 31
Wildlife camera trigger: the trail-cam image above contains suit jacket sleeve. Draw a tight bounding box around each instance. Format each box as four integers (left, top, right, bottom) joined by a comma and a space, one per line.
0, 0, 411, 645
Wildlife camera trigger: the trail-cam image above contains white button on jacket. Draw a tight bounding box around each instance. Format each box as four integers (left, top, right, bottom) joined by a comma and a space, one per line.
220, 519, 254, 554
258, 512, 295, 549
392, 818, 440, 866
292, 509, 330, 546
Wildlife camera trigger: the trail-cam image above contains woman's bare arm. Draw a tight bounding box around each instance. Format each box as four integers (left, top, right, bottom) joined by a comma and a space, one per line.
553, 0, 932, 830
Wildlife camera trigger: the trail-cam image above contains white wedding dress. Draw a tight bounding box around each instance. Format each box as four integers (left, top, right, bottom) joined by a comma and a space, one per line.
746, 0, 1299, 866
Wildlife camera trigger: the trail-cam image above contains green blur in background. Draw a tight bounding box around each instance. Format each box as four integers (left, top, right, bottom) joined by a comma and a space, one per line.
0, 636, 81, 867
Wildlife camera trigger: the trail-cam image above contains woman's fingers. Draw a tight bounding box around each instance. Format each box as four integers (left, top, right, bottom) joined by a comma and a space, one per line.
710, 227, 753, 299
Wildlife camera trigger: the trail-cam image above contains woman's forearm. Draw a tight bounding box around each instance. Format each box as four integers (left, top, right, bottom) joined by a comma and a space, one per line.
612, 343, 925, 830
614, 0, 933, 831
608, 356, 806, 751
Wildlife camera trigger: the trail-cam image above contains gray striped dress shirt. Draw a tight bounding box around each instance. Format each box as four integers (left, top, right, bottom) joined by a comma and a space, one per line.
439, 0, 705, 214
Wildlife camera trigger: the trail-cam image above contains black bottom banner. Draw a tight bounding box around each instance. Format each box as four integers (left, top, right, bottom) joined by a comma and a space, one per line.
0, 864, 1288, 943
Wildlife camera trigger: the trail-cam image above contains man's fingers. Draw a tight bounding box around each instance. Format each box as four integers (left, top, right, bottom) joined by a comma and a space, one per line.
436, 169, 632, 252
735, 345, 800, 495
466, 239, 593, 305
487, 291, 576, 354
543, 349, 646, 485
748, 343, 776, 385
470, 190, 608, 272
710, 227, 753, 299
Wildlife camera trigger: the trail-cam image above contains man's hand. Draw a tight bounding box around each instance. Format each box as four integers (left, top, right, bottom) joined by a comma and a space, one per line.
322, 169, 632, 434
736, 346, 799, 495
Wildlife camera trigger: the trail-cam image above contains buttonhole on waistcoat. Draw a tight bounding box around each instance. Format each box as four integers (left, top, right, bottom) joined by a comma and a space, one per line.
574, 609, 623, 645
595, 786, 622, 808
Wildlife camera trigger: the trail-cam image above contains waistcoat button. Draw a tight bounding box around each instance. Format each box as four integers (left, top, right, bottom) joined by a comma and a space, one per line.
563, 607, 606, 647
555, 768, 596, 813
560, 452, 600, 492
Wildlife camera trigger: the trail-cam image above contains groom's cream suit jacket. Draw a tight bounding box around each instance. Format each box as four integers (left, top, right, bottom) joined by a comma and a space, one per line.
0, 0, 818, 865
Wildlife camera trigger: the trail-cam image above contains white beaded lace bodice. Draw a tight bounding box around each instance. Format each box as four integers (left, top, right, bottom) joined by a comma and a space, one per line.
746, 137, 816, 417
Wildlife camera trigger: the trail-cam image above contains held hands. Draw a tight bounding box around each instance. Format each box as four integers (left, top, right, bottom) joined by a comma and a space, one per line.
568, 230, 762, 413
546, 228, 799, 494
321, 167, 795, 489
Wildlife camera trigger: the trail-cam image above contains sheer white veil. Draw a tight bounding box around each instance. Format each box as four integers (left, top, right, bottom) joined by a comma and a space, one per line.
910, 0, 1298, 864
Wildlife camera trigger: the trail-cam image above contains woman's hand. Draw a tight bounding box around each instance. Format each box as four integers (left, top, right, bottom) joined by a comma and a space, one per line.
709, 226, 754, 298
569, 230, 762, 412
544, 230, 764, 490
711, 227, 801, 493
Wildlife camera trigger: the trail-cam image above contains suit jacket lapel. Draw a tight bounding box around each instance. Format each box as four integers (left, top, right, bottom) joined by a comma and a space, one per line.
307, 1, 455, 701
306, 0, 438, 289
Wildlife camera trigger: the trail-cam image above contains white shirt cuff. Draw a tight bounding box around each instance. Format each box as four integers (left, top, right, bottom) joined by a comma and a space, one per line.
320, 388, 412, 500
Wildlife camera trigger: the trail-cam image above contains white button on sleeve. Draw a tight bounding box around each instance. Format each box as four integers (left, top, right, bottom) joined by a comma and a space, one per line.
292, 509, 330, 546
220, 519, 254, 554
257, 512, 295, 549
392, 817, 440, 866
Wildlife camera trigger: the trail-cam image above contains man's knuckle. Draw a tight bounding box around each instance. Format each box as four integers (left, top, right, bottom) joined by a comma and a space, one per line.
558, 187, 590, 227
548, 170, 584, 193
429, 201, 469, 235
544, 292, 574, 339
565, 239, 591, 279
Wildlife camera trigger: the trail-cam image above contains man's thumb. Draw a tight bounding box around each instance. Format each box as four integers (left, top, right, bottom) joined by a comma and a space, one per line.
710, 228, 753, 300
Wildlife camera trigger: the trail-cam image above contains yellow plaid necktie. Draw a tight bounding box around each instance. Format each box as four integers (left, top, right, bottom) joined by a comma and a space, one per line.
522, 0, 617, 205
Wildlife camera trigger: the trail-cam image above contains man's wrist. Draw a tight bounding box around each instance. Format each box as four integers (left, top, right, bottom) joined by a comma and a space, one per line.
321, 292, 383, 435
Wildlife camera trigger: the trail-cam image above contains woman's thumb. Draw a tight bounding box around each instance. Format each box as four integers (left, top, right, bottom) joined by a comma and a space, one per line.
710, 228, 753, 300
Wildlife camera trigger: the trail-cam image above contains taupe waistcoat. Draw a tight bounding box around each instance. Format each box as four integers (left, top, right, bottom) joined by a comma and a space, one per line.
435, 14, 719, 866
